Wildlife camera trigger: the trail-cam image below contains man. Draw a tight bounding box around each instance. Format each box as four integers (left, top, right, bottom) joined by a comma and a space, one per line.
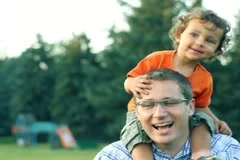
94, 68, 240, 160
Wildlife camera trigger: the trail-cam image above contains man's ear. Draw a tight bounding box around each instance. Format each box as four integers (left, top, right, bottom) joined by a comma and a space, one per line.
135, 107, 140, 119
188, 99, 195, 116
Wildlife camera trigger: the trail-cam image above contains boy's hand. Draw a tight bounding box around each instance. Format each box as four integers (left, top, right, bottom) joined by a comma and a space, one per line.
128, 75, 152, 99
215, 120, 232, 136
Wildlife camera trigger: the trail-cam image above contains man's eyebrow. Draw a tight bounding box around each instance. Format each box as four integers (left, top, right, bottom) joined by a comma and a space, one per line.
161, 97, 176, 99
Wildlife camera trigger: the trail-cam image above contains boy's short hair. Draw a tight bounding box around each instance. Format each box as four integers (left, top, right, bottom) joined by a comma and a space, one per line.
169, 8, 231, 55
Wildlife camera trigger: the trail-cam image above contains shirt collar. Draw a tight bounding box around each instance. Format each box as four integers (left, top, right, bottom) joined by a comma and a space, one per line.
151, 139, 191, 159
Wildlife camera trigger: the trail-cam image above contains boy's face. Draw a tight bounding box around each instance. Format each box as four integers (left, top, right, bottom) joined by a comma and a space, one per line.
176, 19, 224, 61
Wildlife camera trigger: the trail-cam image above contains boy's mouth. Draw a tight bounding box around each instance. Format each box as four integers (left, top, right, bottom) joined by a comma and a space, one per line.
190, 47, 204, 54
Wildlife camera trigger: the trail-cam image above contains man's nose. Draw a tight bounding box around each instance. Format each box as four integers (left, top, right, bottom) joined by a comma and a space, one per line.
152, 104, 168, 117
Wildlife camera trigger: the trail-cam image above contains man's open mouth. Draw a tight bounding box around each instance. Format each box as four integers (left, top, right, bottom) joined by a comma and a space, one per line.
153, 122, 174, 130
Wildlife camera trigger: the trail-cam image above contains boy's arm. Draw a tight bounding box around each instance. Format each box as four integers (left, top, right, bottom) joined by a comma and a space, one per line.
195, 107, 232, 135
124, 78, 133, 94
195, 107, 220, 124
190, 121, 212, 160
190, 106, 215, 159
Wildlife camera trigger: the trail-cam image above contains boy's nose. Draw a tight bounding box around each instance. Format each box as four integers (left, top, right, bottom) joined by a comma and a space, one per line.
196, 38, 205, 46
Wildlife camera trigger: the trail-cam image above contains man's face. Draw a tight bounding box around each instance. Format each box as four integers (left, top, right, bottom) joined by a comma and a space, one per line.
135, 80, 194, 149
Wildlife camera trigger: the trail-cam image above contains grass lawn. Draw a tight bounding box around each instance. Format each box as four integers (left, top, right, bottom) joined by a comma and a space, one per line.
0, 137, 105, 160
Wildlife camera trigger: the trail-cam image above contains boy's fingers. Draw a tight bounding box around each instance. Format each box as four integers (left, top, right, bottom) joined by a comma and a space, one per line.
136, 83, 151, 91
136, 94, 142, 99
142, 79, 152, 84
219, 124, 232, 136
227, 130, 233, 136
139, 76, 152, 84
219, 124, 226, 133
134, 91, 142, 99
215, 125, 219, 133
135, 88, 149, 95
135, 87, 144, 93
223, 129, 232, 136
224, 128, 232, 136
137, 83, 151, 90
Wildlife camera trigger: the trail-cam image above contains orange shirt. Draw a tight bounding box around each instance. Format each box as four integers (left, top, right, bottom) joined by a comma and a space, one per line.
127, 50, 213, 111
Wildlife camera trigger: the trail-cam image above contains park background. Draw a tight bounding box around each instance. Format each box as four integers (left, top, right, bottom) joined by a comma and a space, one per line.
0, 0, 240, 159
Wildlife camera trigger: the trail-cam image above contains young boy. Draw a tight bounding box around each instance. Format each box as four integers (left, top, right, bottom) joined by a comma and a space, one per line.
121, 8, 232, 160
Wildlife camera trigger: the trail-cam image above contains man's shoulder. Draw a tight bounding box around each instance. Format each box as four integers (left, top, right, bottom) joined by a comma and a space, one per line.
94, 141, 132, 160
211, 134, 239, 151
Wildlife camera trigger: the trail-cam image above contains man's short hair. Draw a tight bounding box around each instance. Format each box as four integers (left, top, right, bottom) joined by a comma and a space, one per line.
146, 68, 193, 100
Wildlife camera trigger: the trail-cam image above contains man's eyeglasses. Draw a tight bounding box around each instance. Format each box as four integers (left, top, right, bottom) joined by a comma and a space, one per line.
136, 98, 190, 110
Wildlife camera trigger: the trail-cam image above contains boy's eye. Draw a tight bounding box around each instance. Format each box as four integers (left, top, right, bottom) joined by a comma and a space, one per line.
190, 32, 198, 37
206, 39, 216, 44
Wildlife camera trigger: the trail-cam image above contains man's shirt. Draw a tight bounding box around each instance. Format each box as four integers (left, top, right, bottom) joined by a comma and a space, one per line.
94, 134, 240, 160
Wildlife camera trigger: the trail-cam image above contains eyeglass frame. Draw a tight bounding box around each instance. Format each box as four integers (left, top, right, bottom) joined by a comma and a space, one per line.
135, 98, 191, 111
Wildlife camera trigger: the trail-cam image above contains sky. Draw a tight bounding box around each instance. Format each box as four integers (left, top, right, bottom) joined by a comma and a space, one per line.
0, 0, 239, 58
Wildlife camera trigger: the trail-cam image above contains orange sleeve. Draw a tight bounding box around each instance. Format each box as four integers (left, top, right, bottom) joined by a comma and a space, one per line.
127, 51, 163, 77
127, 97, 136, 111
194, 73, 213, 107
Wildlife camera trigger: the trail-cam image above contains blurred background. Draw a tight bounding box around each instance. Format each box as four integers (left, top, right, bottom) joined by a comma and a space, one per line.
0, 0, 239, 159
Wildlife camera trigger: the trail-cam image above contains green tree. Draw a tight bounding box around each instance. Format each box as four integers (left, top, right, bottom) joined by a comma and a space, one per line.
50, 34, 99, 138
9, 35, 55, 121
0, 58, 14, 135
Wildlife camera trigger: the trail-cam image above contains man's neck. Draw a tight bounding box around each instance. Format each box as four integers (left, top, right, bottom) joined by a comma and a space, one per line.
154, 134, 189, 157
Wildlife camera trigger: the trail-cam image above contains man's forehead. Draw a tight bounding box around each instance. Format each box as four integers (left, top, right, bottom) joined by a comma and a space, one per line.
150, 79, 178, 86
139, 80, 181, 99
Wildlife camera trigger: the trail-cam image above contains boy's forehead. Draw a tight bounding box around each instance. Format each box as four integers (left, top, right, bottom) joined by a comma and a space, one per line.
200, 20, 221, 31
188, 19, 219, 30
187, 19, 224, 38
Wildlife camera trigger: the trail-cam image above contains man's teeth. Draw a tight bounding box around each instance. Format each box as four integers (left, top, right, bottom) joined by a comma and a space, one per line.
155, 122, 173, 127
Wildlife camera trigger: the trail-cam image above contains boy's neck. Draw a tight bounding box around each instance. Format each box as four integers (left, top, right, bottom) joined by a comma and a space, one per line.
173, 54, 198, 77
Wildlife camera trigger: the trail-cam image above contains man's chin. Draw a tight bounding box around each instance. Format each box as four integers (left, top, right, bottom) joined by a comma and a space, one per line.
152, 136, 175, 145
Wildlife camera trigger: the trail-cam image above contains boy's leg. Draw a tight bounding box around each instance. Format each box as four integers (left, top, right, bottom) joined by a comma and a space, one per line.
190, 111, 217, 160
120, 111, 153, 160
